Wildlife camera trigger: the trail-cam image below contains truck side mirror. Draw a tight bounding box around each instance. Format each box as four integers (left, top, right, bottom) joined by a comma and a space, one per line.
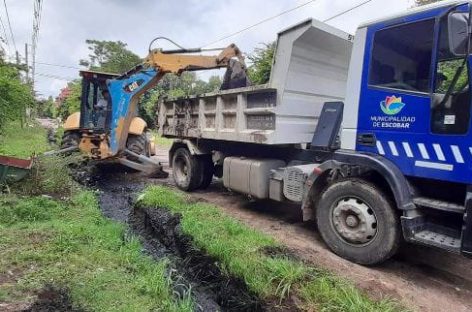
448, 12, 469, 56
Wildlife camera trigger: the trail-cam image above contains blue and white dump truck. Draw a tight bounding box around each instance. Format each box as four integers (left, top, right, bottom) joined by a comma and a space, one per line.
158, 1, 472, 265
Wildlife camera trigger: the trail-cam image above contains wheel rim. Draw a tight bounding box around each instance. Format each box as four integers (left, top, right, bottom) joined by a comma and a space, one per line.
331, 197, 378, 246
174, 155, 189, 186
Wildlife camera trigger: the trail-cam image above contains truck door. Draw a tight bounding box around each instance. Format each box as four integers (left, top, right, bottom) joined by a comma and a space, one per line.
356, 7, 472, 184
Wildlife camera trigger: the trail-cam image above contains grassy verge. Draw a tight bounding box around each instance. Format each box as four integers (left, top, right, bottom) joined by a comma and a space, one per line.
0, 192, 193, 311
0, 121, 50, 157
1, 121, 193, 311
139, 186, 405, 312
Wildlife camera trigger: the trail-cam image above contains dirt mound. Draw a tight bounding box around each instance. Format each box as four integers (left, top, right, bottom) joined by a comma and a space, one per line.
131, 204, 265, 312
23, 285, 83, 312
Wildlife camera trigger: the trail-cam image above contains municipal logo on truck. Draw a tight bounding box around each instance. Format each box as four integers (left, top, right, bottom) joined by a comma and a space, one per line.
380, 96, 405, 115
371, 95, 414, 129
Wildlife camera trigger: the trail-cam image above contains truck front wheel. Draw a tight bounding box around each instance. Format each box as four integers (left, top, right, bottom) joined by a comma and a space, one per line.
172, 148, 202, 191
316, 178, 400, 265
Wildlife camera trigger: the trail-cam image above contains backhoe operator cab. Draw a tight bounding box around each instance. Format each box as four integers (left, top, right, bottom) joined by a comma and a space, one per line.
62, 70, 154, 162
79, 71, 115, 132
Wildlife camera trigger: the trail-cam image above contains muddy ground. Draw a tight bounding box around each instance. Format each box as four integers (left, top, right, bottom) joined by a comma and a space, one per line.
93, 164, 272, 311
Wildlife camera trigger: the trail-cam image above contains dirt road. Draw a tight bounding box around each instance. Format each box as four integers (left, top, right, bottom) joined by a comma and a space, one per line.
36, 118, 59, 129
149, 148, 472, 312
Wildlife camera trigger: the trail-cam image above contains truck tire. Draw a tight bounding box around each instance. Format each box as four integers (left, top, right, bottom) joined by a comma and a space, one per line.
126, 133, 148, 161
172, 147, 202, 191
198, 155, 214, 189
316, 178, 400, 265
60, 131, 81, 149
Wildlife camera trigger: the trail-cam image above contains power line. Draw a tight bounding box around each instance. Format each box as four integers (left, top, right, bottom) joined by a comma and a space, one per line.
2, 0, 16, 52
202, 0, 318, 47
35, 72, 77, 81
35, 61, 82, 70
323, 0, 374, 22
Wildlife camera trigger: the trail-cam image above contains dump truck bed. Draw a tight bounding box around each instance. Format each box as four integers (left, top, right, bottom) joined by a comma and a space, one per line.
157, 19, 353, 145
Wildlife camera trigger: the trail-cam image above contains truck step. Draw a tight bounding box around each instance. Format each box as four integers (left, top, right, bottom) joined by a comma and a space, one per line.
413, 197, 464, 214
413, 230, 461, 253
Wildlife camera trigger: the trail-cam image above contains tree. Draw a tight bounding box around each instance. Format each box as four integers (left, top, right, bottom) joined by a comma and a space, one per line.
57, 81, 81, 120
139, 73, 222, 127
415, 0, 442, 5
37, 96, 56, 118
79, 40, 142, 74
0, 62, 34, 132
247, 42, 276, 84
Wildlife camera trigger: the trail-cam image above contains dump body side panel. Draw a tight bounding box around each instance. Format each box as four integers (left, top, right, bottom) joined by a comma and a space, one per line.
158, 19, 353, 145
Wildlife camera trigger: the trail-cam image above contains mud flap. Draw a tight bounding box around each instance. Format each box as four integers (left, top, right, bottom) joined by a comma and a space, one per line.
461, 188, 472, 257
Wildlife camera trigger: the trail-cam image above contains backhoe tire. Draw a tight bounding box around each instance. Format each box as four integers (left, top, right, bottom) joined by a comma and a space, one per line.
198, 155, 214, 189
172, 147, 202, 191
60, 131, 81, 150
126, 133, 148, 161
316, 178, 400, 266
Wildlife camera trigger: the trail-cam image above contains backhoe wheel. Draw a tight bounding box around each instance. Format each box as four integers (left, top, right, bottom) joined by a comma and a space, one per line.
172, 147, 202, 191
126, 132, 148, 161
316, 178, 400, 265
198, 155, 214, 190
60, 131, 81, 149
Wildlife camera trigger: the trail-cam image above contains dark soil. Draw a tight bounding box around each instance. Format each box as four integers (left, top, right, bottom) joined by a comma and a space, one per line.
82, 164, 275, 311
260, 246, 300, 262
130, 204, 265, 311
23, 285, 84, 312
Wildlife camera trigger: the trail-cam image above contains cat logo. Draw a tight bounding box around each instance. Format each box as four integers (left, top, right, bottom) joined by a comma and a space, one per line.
124, 79, 145, 93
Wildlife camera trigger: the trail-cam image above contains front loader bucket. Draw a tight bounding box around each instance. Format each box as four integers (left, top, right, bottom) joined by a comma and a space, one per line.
119, 149, 169, 178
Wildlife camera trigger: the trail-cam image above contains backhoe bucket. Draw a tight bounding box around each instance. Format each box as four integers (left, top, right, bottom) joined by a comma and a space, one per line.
220, 59, 251, 90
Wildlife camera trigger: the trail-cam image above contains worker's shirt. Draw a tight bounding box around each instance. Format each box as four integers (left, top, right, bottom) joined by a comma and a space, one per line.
96, 99, 108, 110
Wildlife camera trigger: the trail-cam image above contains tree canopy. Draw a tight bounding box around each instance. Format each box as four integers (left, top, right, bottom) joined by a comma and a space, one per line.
0, 60, 34, 132
79, 40, 142, 74
247, 42, 275, 85
415, 0, 441, 6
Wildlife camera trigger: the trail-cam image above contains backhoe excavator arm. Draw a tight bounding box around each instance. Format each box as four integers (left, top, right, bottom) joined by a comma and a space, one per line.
105, 44, 246, 157
144, 43, 244, 74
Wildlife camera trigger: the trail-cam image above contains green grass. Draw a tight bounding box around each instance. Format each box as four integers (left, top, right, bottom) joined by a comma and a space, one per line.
151, 130, 173, 148
0, 192, 193, 311
139, 186, 405, 311
0, 122, 192, 311
0, 121, 50, 157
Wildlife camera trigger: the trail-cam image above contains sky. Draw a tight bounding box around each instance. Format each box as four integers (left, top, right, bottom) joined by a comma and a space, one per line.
1, 0, 415, 99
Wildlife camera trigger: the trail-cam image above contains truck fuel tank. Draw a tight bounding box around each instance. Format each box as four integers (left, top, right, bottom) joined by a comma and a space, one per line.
223, 157, 286, 199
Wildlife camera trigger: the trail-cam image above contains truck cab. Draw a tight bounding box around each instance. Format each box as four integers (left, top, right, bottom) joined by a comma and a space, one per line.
339, 1, 472, 257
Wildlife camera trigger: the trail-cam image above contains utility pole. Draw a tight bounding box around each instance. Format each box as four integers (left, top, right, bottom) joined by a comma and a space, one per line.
24, 43, 29, 83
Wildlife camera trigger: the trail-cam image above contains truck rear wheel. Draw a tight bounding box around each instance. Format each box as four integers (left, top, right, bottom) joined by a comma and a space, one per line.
172, 147, 202, 191
316, 178, 400, 265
